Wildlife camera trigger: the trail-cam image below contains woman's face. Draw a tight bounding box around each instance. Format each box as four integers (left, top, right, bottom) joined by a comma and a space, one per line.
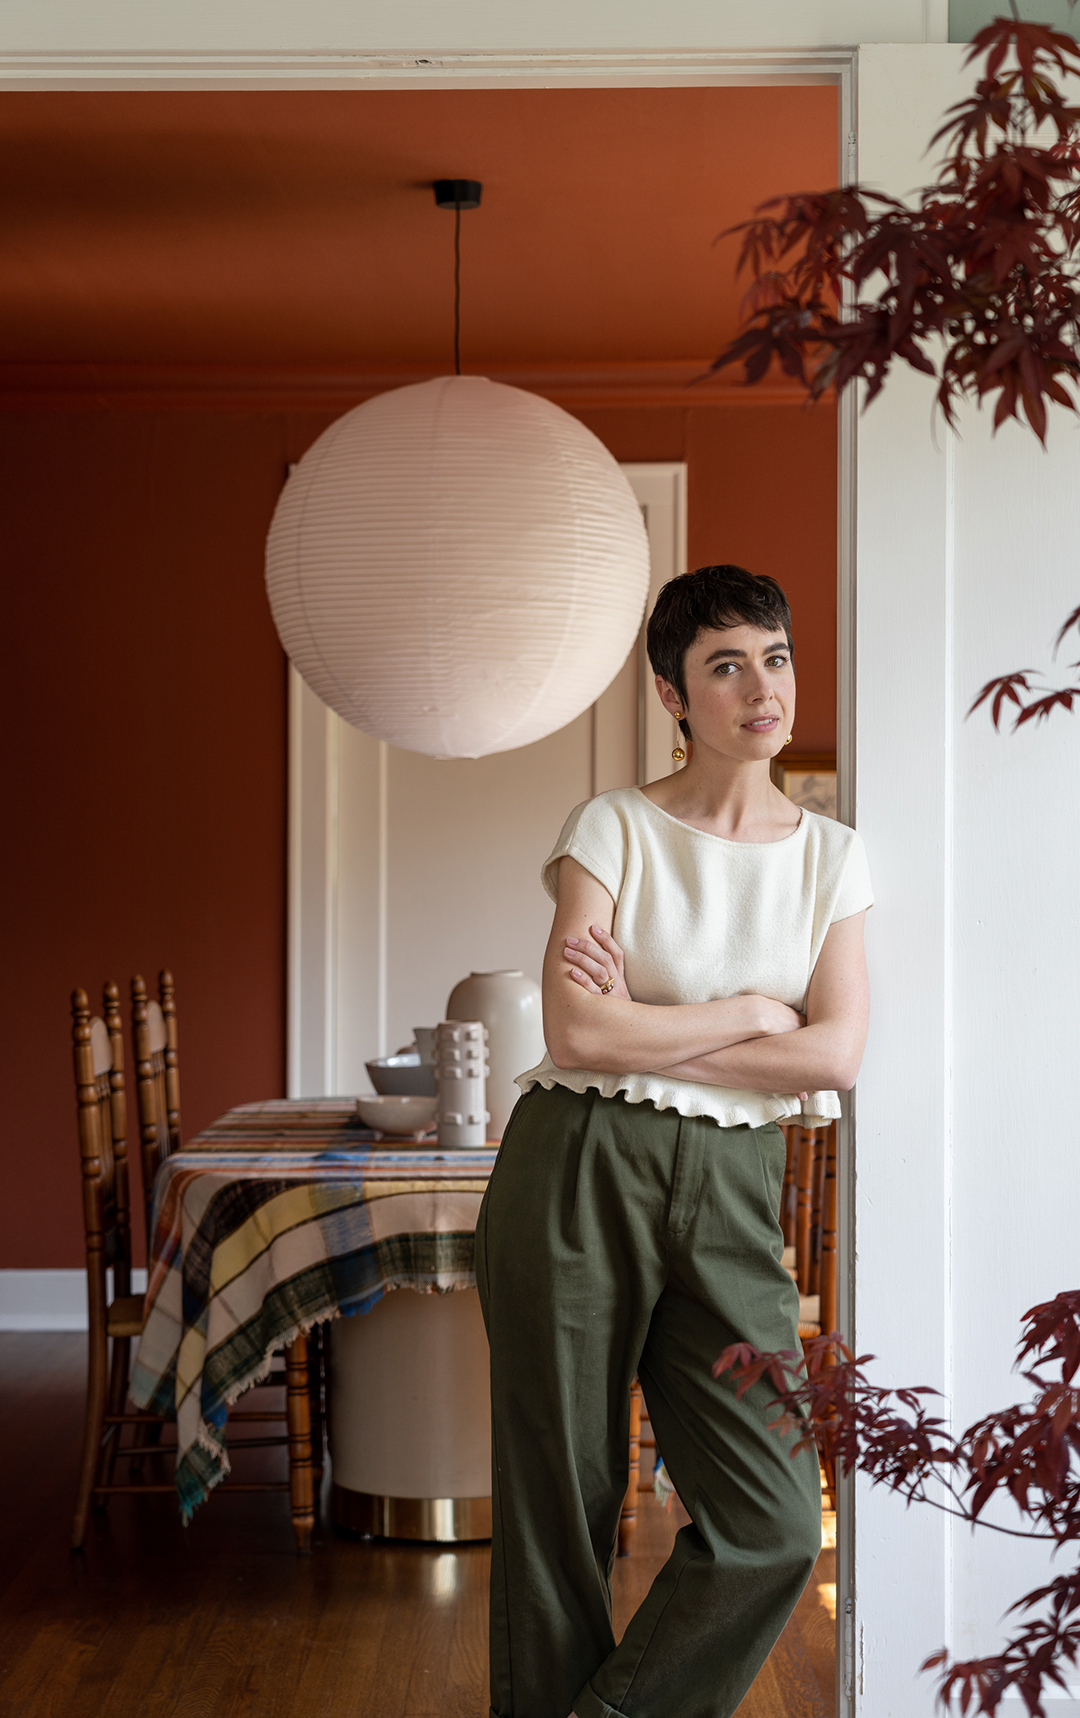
656, 622, 796, 764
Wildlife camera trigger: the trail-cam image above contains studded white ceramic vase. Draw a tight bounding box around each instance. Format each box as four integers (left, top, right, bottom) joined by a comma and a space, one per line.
435, 1021, 490, 1149
445, 970, 544, 1140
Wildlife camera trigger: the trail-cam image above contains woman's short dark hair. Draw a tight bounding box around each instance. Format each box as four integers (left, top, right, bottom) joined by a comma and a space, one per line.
646, 565, 794, 738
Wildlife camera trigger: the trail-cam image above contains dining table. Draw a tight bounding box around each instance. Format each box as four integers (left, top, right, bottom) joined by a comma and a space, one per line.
129, 1097, 497, 1544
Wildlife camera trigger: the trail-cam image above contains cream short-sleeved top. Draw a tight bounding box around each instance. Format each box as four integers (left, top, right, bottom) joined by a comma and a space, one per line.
517, 786, 873, 1129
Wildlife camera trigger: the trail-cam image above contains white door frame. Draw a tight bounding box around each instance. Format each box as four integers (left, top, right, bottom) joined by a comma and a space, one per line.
621, 462, 689, 787
0, 45, 858, 92
6, 49, 862, 1713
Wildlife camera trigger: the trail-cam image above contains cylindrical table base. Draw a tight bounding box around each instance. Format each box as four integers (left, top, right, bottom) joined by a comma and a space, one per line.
332, 1483, 492, 1543
327, 1286, 492, 1544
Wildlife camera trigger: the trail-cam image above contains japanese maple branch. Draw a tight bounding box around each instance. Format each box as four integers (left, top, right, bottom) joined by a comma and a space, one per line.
708, 16, 1080, 443
725, 1344, 1069, 1538
713, 1290, 1080, 1718
970, 602, 1080, 729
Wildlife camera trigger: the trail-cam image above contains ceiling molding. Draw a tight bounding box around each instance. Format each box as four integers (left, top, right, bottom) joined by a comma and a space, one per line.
0, 360, 832, 413
0, 47, 857, 92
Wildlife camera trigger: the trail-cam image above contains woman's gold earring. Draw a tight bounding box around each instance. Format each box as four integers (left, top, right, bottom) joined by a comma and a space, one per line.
672, 713, 686, 763
785, 734, 793, 745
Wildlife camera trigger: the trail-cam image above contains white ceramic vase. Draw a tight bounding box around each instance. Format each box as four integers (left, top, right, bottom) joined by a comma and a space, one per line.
445, 970, 545, 1140
435, 1020, 490, 1149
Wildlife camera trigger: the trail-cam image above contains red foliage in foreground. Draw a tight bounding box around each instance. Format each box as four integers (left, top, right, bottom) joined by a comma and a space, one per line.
707, 13, 1080, 731
970, 602, 1080, 730
714, 1291, 1080, 1715
708, 17, 1080, 445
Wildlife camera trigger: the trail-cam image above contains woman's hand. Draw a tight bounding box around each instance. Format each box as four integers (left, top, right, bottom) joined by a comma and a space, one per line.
658, 913, 869, 1096
542, 858, 858, 1080
562, 930, 804, 1043
751, 998, 806, 1037
563, 925, 631, 1000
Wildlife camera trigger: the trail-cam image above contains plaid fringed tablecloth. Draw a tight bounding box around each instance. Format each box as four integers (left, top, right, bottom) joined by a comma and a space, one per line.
129, 1099, 497, 1519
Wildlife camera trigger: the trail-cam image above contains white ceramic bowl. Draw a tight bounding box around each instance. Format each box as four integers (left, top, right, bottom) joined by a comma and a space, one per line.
355, 1093, 437, 1139
366, 1053, 438, 1096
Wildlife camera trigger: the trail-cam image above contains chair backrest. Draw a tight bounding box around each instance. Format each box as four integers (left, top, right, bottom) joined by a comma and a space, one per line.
131, 970, 182, 1241
781, 1120, 838, 1341
71, 984, 132, 1310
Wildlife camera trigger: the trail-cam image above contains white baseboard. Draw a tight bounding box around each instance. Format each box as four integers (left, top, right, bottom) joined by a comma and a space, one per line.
0, 1268, 147, 1331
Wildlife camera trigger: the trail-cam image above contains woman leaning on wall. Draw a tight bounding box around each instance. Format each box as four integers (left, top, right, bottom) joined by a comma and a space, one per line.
476, 563, 872, 1718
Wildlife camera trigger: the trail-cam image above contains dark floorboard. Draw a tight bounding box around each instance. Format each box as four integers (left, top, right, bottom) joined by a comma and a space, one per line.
0, 1334, 835, 1717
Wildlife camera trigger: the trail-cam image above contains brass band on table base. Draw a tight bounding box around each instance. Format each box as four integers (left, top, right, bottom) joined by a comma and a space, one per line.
331, 1483, 492, 1543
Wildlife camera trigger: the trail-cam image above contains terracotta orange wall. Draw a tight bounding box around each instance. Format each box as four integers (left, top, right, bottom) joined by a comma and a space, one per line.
1, 411, 292, 1268
581, 403, 838, 739
0, 396, 835, 1270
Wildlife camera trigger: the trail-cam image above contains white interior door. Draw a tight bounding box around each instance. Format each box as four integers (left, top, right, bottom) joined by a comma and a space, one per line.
288, 461, 686, 1097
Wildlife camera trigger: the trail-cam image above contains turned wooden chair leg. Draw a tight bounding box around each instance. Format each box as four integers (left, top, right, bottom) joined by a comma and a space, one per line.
795, 1129, 817, 1295
286, 1335, 315, 1554
780, 1125, 797, 1245
821, 1454, 837, 1512
72, 1325, 109, 1550
617, 1378, 643, 1558
308, 1325, 325, 1489
818, 1124, 838, 1342
98, 1333, 131, 1490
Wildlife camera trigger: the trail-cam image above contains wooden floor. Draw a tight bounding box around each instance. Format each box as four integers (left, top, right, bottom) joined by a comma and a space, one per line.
0, 1334, 835, 1718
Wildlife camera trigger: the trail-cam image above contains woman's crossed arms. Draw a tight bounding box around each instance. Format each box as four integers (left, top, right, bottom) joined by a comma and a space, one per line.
543, 855, 869, 1100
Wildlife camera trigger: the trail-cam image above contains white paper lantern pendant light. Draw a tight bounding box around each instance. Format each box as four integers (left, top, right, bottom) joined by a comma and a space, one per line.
266, 177, 651, 760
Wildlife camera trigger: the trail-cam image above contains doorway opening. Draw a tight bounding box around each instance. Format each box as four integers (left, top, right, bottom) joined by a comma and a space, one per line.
2, 76, 850, 1717
275, 82, 845, 1718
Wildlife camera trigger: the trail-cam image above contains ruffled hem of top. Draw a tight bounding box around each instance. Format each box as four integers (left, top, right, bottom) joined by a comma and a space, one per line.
516, 1064, 841, 1130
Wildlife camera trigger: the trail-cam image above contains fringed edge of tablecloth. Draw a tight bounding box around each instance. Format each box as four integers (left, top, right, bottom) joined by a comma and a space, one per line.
221, 1303, 344, 1413
181, 1274, 480, 1521
181, 1303, 345, 1521
214, 1275, 477, 1431
215, 1275, 474, 1419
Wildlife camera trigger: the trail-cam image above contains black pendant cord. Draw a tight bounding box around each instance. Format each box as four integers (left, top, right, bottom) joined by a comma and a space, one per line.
432, 179, 481, 374
454, 200, 462, 375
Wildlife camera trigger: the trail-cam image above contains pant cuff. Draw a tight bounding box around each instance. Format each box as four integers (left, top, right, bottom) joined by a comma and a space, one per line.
572, 1682, 626, 1718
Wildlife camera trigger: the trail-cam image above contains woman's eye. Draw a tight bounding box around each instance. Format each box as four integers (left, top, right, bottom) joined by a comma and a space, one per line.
767, 655, 789, 668
715, 662, 737, 675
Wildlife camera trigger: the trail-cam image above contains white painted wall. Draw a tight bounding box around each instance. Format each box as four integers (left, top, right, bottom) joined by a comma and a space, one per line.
854, 44, 1080, 1714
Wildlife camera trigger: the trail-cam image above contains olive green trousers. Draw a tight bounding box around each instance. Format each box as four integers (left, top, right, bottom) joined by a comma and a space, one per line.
475, 1084, 821, 1718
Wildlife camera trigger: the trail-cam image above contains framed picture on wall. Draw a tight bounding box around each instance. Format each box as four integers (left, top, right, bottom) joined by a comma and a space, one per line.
771, 751, 837, 820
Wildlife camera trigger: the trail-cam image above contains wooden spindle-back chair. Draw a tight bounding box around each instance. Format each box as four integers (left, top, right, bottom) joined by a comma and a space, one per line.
71, 983, 317, 1552
71, 982, 171, 1548
130, 968, 326, 1475
788, 1122, 837, 1345
783, 1120, 839, 1507
780, 1127, 798, 1247
131, 970, 181, 1246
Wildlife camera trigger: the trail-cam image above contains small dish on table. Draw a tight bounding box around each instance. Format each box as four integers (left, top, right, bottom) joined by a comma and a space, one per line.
355, 1093, 437, 1141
